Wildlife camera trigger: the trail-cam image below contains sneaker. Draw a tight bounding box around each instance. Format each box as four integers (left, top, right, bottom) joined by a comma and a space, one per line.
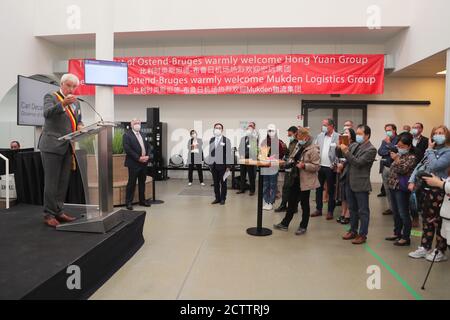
408, 246, 431, 259
426, 250, 448, 262
188, 182, 192, 186
201, 182, 206, 186
263, 202, 272, 211
273, 223, 288, 231
295, 228, 307, 236
266, 203, 273, 210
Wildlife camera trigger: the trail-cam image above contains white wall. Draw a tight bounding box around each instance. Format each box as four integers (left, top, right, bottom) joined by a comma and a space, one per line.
34, 0, 413, 35
0, 0, 67, 149
386, 0, 450, 72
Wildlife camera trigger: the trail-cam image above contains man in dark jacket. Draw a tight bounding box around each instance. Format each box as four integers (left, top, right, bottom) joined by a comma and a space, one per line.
340, 125, 377, 245
411, 122, 429, 162
205, 123, 233, 205
275, 126, 299, 212
123, 119, 152, 210
377, 123, 399, 215
237, 122, 258, 195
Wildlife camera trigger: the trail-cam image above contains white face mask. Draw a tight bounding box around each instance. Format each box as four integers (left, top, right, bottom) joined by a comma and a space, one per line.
191, 133, 197, 139
133, 124, 141, 132
246, 129, 253, 136
214, 128, 222, 137
268, 131, 276, 138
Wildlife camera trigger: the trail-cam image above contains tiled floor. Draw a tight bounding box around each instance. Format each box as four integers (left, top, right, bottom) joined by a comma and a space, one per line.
91, 179, 450, 300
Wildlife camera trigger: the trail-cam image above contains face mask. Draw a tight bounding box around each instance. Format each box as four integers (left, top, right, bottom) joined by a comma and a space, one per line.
288, 136, 294, 142
433, 134, 446, 145
343, 126, 350, 131
356, 135, 364, 144
411, 128, 419, 136
246, 129, 253, 136
268, 131, 276, 138
298, 140, 307, 146
397, 148, 409, 155
214, 128, 222, 137
322, 126, 328, 133
191, 133, 197, 139
386, 131, 393, 138
133, 124, 141, 132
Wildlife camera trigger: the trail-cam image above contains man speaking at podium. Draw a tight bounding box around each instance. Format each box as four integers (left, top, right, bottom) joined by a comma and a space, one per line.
38, 73, 84, 227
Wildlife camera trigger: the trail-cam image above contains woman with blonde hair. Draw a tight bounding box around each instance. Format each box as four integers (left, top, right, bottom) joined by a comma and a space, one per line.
408, 125, 450, 262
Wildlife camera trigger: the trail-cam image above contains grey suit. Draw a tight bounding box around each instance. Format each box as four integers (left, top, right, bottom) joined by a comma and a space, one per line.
343, 140, 377, 237
38, 92, 83, 217
343, 141, 377, 193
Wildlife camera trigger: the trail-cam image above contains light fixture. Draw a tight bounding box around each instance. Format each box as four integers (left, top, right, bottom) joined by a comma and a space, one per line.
436, 70, 447, 75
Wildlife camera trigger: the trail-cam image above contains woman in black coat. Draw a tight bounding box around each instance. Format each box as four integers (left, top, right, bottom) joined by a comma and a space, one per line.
187, 130, 205, 186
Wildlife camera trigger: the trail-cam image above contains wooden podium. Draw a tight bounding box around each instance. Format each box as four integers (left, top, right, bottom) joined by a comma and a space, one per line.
238, 159, 285, 237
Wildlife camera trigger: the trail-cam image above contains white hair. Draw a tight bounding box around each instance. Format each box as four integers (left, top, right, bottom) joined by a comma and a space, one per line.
60, 73, 80, 86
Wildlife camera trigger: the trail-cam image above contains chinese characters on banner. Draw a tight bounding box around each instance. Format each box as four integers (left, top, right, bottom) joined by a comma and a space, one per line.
69, 54, 384, 95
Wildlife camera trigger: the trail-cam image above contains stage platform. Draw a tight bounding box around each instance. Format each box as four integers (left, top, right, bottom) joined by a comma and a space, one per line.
0, 204, 146, 300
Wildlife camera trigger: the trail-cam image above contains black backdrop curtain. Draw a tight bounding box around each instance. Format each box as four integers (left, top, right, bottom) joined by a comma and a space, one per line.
14, 151, 86, 206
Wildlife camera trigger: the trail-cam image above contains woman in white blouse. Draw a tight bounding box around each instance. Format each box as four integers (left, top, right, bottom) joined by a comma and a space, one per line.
187, 130, 205, 186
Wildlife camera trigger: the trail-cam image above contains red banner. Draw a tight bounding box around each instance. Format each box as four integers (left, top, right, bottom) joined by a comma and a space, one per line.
69, 54, 384, 95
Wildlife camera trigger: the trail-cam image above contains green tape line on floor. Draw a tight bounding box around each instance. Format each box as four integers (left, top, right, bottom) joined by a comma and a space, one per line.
411, 230, 423, 237
364, 244, 423, 300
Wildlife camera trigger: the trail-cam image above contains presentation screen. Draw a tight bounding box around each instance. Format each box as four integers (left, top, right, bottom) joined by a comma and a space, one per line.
84, 59, 128, 87
17, 75, 59, 126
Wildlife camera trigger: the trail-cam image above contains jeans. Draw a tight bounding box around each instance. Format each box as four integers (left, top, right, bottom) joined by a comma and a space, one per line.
315, 166, 337, 215
281, 177, 311, 229
263, 173, 278, 204
389, 189, 412, 241
346, 183, 370, 237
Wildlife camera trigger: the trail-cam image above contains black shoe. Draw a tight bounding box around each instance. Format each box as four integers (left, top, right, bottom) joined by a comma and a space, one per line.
382, 209, 393, 216
236, 190, 246, 194
220, 201, 225, 205
126, 204, 133, 210
377, 192, 386, 197
341, 218, 350, 225
336, 216, 345, 223
273, 223, 288, 231
385, 235, 402, 241
249, 191, 255, 196
274, 206, 287, 213
394, 239, 411, 246
211, 200, 221, 204
139, 200, 152, 207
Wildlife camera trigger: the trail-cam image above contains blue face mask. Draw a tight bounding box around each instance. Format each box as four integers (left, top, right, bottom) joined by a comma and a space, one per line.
356, 135, 364, 144
298, 140, 307, 146
411, 128, 419, 136
322, 126, 328, 133
386, 131, 393, 138
288, 136, 295, 142
433, 134, 446, 145
397, 148, 409, 155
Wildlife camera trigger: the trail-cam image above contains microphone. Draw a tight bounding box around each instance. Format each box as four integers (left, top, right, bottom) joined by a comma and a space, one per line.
76, 97, 104, 122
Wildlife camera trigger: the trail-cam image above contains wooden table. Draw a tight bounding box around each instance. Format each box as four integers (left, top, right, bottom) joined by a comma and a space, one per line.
239, 159, 285, 237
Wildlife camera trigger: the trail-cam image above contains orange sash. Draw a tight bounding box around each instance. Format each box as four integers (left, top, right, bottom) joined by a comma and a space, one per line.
54, 92, 77, 171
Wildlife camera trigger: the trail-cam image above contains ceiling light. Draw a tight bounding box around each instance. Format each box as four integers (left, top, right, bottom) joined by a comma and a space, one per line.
436, 70, 447, 75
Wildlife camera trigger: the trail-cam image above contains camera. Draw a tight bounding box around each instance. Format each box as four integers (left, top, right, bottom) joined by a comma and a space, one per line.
416, 170, 433, 190
387, 145, 399, 154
